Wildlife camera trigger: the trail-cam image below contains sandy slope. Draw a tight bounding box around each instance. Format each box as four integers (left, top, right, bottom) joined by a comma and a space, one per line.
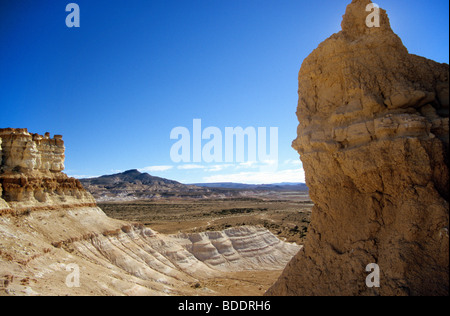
0, 206, 300, 296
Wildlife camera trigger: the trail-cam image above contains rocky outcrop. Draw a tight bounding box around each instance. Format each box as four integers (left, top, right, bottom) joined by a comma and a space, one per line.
0, 128, 95, 212
0, 206, 299, 295
267, 0, 449, 296
0, 129, 299, 295
80, 170, 308, 202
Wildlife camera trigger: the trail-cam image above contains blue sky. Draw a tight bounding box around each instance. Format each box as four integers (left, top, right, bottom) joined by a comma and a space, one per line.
1, 0, 449, 184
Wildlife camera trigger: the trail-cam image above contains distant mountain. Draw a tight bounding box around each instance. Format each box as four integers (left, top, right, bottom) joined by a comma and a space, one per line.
79, 169, 211, 202
79, 170, 309, 202
82, 169, 181, 187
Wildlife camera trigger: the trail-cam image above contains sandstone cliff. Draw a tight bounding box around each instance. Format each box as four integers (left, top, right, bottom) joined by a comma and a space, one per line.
267, 0, 449, 296
0, 128, 95, 213
0, 129, 299, 295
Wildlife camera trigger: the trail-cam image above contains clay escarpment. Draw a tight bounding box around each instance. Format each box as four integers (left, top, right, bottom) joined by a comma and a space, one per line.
0, 128, 95, 212
174, 226, 301, 271
267, 0, 449, 296
0, 128, 300, 295
0, 205, 300, 295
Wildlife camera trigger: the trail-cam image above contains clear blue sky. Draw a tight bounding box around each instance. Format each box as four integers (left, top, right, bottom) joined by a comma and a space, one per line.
1, 0, 449, 184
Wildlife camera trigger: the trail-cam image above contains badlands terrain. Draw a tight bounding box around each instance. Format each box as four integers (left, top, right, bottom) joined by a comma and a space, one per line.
79, 169, 310, 202
98, 198, 312, 244
1, 0, 448, 297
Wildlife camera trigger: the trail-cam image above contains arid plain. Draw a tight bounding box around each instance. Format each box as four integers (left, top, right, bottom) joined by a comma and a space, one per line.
93, 182, 313, 295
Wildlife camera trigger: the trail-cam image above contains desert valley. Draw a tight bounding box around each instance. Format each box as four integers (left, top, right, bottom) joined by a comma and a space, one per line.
0, 129, 311, 296
1, 0, 448, 298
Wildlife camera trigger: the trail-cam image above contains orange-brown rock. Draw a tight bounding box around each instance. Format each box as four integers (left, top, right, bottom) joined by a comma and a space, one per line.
0, 128, 95, 212
267, 0, 449, 296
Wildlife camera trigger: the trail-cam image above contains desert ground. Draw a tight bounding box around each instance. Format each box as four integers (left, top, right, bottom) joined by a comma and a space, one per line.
98, 196, 312, 295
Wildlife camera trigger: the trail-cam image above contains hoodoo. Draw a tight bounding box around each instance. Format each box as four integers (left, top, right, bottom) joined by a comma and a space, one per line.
267, 0, 449, 296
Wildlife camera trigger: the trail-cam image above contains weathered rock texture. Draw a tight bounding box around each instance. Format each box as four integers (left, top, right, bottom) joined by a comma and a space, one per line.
0, 129, 299, 295
267, 0, 449, 296
174, 227, 300, 271
0, 128, 95, 212
0, 137, 10, 212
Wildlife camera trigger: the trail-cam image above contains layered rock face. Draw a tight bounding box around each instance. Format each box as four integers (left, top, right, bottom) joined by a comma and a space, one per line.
267, 0, 449, 296
0, 137, 10, 211
0, 128, 299, 295
0, 207, 300, 295
79, 169, 213, 202
174, 226, 300, 271
0, 128, 95, 212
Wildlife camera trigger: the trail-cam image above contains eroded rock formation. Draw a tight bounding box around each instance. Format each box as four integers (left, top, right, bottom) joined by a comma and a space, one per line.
0, 128, 95, 212
0, 206, 300, 295
0, 129, 299, 295
174, 226, 300, 271
0, 137, 10, 212
267, 0, 449, 296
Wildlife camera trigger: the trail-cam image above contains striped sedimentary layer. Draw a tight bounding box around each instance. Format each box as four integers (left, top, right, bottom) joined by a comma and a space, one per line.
0, 207, 300, 295
173, 226, 301, 271
0, 128, 95, 213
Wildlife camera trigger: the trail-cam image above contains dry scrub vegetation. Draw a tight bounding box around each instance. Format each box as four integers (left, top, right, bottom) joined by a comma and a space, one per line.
99, 198, 313, 244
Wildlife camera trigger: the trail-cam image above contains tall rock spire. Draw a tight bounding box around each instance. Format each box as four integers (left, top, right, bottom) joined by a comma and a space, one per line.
267, 0, 449, 296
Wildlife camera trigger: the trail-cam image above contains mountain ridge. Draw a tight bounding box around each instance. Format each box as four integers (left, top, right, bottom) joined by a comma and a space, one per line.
79, 169, 310, 202
79, 169, 207, 202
